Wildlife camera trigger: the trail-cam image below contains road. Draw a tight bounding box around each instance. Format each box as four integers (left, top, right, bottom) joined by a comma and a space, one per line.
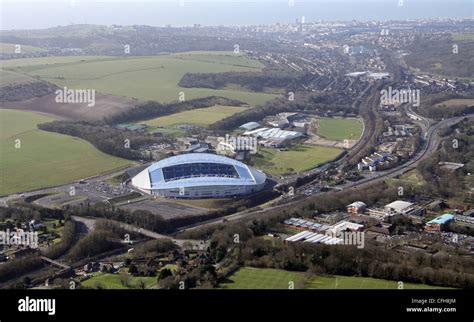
178, 113, 472, 233
0, 163, 142, 207
71, 215, 205, 249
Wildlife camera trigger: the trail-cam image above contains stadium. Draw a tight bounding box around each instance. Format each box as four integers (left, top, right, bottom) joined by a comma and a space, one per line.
131, 153, 267, 198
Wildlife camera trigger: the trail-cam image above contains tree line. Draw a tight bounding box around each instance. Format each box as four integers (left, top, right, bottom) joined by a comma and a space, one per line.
210, 92, 357, 131
0, 82, 56, 102
38, 121, 169, 160
105, 96, 245, 125
179, 70, 310, 92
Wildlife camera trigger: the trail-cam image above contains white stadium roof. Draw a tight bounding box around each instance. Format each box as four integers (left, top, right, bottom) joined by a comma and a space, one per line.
132, 153, 266, 190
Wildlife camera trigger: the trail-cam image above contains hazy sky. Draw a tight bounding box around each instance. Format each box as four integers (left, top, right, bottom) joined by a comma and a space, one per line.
1, 0, 472, 30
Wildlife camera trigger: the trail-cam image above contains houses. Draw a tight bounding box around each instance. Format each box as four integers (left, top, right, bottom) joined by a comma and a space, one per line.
382, 124, 415, 138
358, 152, 398, 171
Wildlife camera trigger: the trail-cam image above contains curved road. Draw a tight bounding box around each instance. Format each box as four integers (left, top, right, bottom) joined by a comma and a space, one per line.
178, 113, 472, 233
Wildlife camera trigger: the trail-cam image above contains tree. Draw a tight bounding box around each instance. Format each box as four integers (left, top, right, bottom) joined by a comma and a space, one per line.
158, 268, 173, 281
128, 264, 138, 276
22, 276, 31, 286
119, 273, 132, 287
137, 279, 146, 289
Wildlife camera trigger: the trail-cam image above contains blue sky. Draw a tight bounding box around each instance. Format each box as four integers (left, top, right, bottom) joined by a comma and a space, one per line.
1, 0, 472, 30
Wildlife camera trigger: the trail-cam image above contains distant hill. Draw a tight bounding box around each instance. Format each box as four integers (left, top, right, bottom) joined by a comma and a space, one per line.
405, 35, 474, 78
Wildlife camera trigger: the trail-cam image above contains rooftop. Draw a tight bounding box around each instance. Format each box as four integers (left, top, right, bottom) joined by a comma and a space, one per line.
239, 122, 260, 130
426, 214, 454, 225
385, 200, 413, 212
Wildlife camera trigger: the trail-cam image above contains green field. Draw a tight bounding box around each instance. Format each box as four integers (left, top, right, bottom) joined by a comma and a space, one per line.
386, 169, 424, 187
220, 267, 449, 289
452, 33, 474, 41
317, 118, 363, 141
434, 98, 474, 108
0, 69, 38, 86
0, 42, 46, 54
144, 105, 247, 127
0, 109, 131, 195
220, 267, 304, 289
252, 145, 342, 176
307, 275, 449, 289
1, 52, 277, 105
81, 272, 157, 289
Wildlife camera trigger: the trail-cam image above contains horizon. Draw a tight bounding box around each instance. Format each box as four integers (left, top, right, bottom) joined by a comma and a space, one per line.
1, 0, 472, 30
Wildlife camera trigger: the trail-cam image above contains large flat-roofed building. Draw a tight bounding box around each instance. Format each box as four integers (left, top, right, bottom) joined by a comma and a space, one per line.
425, 214, 454, 232
384, 200, 425, 217
131, 153, 266, 198
385, 200, 414, 214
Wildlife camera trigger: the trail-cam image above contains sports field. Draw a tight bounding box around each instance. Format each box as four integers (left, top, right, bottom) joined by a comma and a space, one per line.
0, 109, 131, 195
220, 267, 304, 289
1, 52, 277, 106
307, 275, 449, 289
219, 267, 449, 289
144, 105, 247, 127
252, 145, 342, 176
316, 118, 363, 141
81, 272, 157, 289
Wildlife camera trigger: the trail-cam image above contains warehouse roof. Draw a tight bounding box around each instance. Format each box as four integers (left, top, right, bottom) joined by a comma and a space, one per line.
385, 200, 413, 213
426, 214, 454, 225
239, 122, 260, 130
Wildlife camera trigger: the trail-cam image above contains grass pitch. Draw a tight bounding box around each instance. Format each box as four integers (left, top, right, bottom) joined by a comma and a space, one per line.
316, 117, 363, 141
219, 267, 449, 289
144, 105, 247, 127
1, 52, 277, 106
0, 109, 131, 195
220, 267, 304, 289
252, 145, 342, 176
307, 275, 449, 289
